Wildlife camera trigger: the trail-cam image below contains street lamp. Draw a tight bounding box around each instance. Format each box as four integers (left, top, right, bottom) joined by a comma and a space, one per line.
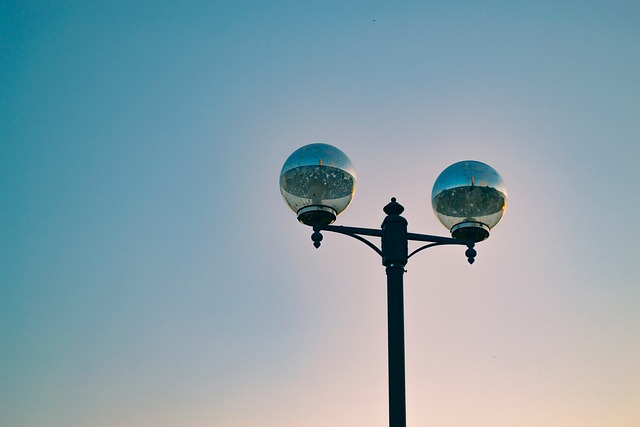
279, 143, 507, 427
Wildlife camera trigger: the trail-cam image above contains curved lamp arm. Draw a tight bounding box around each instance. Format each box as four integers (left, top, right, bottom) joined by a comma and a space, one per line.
408, 241, 477, 264
312, 224, 383, 257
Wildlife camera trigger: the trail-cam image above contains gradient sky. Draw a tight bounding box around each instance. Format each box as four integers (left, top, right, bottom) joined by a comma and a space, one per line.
1, 1, 639, 426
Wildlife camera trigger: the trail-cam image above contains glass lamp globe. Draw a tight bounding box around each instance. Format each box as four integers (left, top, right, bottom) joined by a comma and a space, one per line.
279, 143, 357, 226
431, 160, 507, 242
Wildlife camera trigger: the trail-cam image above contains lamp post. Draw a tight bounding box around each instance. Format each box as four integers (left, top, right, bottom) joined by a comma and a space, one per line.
279, 143, 507, 427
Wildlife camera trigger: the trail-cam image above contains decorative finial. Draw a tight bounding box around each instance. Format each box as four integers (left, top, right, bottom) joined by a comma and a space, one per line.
383, 197, 404, 215
311, 229, 323, 249
465, 245, 477, 264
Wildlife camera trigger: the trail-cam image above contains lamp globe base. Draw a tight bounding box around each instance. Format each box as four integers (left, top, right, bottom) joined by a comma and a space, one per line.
297, 206, 337, 226
451, 222, 490, 242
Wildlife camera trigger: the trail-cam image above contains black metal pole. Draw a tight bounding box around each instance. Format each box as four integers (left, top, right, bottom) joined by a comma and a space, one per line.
381, 198, 408, 427
386, 264, 406, 427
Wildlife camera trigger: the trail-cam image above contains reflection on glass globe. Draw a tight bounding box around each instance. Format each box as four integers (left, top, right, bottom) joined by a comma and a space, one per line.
431, 160, 507, 242
280, 143, 357, 225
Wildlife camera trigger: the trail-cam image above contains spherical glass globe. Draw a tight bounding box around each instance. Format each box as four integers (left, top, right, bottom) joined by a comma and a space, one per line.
280, 143, 357, 225
431, 160, 507, 242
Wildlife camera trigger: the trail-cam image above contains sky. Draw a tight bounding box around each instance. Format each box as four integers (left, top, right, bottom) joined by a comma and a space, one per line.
1, 1, 639, 426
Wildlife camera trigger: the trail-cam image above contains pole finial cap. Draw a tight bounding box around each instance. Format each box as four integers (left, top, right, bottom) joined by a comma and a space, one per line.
383, 197, 404, 215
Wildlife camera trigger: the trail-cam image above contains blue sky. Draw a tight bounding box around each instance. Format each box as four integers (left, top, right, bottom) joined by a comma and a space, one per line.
1, 1, 639, 426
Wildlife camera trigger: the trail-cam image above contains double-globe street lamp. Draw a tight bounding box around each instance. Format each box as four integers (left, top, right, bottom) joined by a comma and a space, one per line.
279, 143, 507, 427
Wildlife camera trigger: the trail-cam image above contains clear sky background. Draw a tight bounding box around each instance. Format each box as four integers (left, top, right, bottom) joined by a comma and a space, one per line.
1, 1, 639, 426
